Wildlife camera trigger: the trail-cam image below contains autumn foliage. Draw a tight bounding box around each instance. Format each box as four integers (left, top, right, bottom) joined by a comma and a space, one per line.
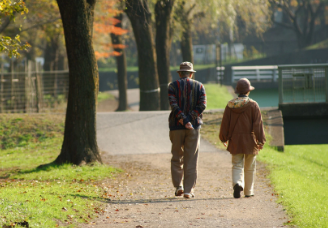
93, 0, 127, 60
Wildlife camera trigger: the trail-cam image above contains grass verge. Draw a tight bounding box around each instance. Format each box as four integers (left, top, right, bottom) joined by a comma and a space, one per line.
0, 115, 121, 227
257, 145, 328, 227
202, 111, 328, 227
0, 114, 64, 150
204, 84, 233, 110
98, 92, 115, 103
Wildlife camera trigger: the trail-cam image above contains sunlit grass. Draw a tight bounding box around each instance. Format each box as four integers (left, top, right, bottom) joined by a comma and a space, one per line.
0, 114, 64, 150
0, 115, 121, 227
258, 145, 328, 227
97, 91, 114, 103
204, 84, 233, 110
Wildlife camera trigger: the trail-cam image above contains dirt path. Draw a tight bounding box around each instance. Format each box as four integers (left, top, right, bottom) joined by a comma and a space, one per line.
83, 147, 289, 228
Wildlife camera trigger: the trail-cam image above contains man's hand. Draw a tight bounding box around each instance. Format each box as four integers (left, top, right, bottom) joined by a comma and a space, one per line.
185, 122, 194, 130
179, 119, 193, 129
257, 144, 264, 150
223, 142, 227, 147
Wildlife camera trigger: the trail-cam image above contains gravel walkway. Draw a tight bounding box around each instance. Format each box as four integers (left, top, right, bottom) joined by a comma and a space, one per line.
90, 94, 290, 227
83, 145, 289, 227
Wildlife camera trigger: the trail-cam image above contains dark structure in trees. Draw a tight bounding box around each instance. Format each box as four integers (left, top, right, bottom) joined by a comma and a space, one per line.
54, 0, 102, 165
110, 12, 128, 111
271, 0, 325, 48
155, 0, 175, 110
125, 0, 160, 111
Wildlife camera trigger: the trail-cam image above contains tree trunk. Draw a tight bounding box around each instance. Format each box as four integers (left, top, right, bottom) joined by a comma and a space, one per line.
125, 0, 160, 111
176, 2, 194, 64
43, 35, 60, 97
54, 0, 101, 165
43, 36, 60, 71
180, 29, 193, 63
110, 13, 128, 111
155, 0, 174, 110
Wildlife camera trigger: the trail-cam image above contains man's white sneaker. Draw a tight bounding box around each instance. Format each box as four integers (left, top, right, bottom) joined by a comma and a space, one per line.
175, 186, 184, 196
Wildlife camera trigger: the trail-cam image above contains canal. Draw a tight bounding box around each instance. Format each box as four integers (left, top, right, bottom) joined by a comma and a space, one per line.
250, 88, 328, 145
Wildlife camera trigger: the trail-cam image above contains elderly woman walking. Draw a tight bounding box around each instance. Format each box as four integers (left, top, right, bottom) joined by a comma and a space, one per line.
219, 78, 266, 198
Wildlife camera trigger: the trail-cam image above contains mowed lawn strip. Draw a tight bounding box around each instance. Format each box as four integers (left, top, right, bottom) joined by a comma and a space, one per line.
0, 114, 121, 227
258, 145, 328, 227
204, 84, 233, 110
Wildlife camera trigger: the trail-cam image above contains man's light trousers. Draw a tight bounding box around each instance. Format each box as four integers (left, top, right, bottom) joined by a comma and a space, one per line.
170, 129, 200, 194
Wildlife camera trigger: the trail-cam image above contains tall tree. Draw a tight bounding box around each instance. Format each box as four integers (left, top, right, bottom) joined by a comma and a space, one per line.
175, 1, 196, 63
93, 0, 128, 110
270, 0, 325, 48
172, 0, 271, 64
110, 12, 128, 111
54, 0, 101, 165
125, 0, 160, 111
155, 0, 175, 110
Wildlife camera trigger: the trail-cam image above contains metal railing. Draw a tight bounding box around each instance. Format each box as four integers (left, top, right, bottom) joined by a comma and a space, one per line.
231, 66, 278, 83
278, 64, 328, 104
216, 65, 278, 83
0, 61, 69, 113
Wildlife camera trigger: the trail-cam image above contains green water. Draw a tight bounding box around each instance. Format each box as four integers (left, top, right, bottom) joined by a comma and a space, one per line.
249, 88, 278, 108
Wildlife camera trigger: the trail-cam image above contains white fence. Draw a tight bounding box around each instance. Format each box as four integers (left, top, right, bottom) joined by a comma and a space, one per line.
216, 65, 278, 83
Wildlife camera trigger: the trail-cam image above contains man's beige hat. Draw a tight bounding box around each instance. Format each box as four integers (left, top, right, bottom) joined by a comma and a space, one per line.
235, 78, 255, 94
177, 62, 196, 73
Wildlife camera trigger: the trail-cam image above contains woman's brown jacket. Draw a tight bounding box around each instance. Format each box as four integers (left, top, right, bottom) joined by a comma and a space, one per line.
219, 97, 266, 155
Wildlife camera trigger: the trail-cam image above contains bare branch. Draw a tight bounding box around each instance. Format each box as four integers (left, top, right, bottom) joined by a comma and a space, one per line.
0, 17, 12, 34
186, 3, 196, 16
19, 17, 61, 33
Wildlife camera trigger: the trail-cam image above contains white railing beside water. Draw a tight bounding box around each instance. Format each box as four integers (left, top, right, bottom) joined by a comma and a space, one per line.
231, 66, 278, 83
216, 65, 278, 83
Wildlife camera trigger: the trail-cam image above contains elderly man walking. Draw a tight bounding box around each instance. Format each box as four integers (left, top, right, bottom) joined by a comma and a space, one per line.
168, 62, 206, 199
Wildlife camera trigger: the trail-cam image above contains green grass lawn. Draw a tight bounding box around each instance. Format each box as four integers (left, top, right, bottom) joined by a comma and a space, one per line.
97, 91, 114, 103
204, 84, 233, 110
258, 145, 328, 227
0, 114, 121, 227
202, 110, 328, 227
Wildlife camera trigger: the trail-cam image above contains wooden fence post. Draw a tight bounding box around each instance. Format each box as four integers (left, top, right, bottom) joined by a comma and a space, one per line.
35, 62, 43, 112
25, 61, 32, 113
54, 67, 58, 108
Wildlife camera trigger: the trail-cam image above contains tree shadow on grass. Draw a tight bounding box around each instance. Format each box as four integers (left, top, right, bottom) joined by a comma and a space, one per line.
15, 162, 68, 175
1, 162, 74, 178
67, 193, 111, 204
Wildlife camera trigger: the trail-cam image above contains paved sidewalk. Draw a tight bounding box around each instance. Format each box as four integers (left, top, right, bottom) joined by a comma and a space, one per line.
108, 89, 140, 111
90, 112, 289, 227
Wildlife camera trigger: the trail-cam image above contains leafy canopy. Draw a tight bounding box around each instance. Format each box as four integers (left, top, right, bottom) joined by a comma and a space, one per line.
0, 0, 30, 57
